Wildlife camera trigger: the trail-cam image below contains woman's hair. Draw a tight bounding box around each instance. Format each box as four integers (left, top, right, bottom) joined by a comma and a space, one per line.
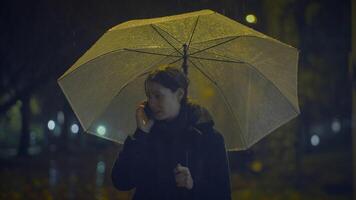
144, 65, 190, 105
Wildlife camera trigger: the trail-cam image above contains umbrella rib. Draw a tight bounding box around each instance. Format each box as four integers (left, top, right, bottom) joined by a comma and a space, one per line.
190, 35, 287, 57
187, 16, 200, 48
59, 47, 178, 82
86, 66, 154, 136
245, 69, 252, 144
189, 46, 244, 63
189, 36, 239, 56
189, 48, 298, 116
150, 25, 183, 56
115, 51, 181, 97
151, 24, 184, 45
187, 59, 247, 147
189, 55, 244, 64
123, 48, 181, 58
190, 35, 243, 46
87, 50, 180, 133
169, 57, 184, 65
191, 35, 280, 48
190, 56, 300, 116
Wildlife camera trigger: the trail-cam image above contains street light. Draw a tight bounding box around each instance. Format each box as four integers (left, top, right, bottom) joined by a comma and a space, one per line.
311, 135, 320, 146
57, 111, 64, 124
331, 119, 341, 133
47, 120, 56, 130
245, 14, 257, 24
71, 124, 79, 134
97, 125, 106, 136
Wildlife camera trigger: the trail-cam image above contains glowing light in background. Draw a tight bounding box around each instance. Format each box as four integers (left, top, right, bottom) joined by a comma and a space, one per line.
96, 159, 106, 187
97, 126, 106, 136
250, 160, 263, 172
30, 131, 36, 146
47, 120, 56, 130
49, 159, 58, 187
54, 126, 61, 136
331, 119, 341, 133
311, 135, 320, 146
97, 161, 105, 174
57, 111, 65, 124
71, 124, 79, 134
245, 14, 257, 24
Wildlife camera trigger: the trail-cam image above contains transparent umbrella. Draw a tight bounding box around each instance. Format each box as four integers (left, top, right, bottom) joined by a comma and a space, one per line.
58, 9, 300, 151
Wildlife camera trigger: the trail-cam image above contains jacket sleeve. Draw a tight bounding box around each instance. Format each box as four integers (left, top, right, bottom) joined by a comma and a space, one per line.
193, 128, 232, 200
111, 128, 151, 191
210, 130, 232, 199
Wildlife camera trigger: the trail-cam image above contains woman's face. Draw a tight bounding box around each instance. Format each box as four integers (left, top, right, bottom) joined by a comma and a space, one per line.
146, 81, 183, 121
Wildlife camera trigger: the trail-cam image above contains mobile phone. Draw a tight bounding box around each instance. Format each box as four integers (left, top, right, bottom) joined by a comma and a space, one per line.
143, 101, 154, 119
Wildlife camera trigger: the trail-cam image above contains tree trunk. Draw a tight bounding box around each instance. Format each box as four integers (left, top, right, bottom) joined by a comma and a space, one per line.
17, 95, 30, 157
61, 104, 71, 152
351, 0, 356, 199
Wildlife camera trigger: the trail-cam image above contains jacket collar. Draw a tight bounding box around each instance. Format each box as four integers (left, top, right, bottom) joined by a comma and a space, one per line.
150, 101, 214, 137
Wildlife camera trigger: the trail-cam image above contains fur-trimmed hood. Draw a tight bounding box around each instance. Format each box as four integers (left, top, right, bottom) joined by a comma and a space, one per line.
151, 100, 215, 137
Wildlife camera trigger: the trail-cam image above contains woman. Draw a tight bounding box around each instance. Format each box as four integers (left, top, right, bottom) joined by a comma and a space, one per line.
111, 66, 232, 200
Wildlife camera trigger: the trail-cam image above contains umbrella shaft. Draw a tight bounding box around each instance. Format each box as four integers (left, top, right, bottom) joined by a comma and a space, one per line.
183, 44, 188, 75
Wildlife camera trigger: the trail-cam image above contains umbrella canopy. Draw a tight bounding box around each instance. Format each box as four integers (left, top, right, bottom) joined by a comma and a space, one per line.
58, 9, 299, 151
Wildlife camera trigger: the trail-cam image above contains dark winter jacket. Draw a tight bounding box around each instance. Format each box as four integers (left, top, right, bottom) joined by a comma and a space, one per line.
111, 102, 232, 200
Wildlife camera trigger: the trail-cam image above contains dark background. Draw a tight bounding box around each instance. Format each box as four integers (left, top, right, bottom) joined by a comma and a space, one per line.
0, 0, 354, 199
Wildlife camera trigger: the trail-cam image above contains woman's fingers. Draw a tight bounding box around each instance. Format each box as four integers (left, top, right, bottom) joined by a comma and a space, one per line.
174, 163, 190, 175
137, 107, 148, 123
174, 163, 193, 189
175, 172, 188, 187
175, 173, 186, 184
135, 101, 154, 133
175, 172, 193, 189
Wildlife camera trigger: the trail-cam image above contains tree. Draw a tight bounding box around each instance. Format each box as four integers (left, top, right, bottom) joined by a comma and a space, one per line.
351, 0, 356, 198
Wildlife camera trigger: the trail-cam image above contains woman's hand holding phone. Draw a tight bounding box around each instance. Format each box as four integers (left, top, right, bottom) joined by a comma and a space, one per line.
136, 102, 155, 133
